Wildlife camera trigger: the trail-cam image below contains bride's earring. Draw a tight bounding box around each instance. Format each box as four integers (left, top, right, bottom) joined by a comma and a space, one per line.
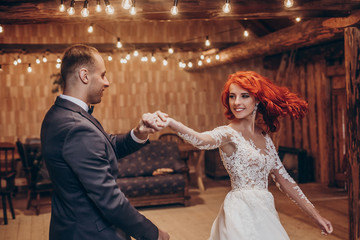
252, 103, 258, 116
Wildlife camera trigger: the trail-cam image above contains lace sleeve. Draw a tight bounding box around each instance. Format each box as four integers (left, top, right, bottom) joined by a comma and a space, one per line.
167, 118, 229, 150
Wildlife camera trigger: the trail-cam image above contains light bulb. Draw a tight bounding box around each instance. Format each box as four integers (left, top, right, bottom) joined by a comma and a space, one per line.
205, 36, 211, 47
36, 58, 41, 64
59, 4, 65, 12
96, 0, 102, 12
0, 25, 3, 33
126, 53, 131, 60
200, 54, 204, 60
187, 62, 193, 68
67, 7, 75, 15
284, 0, 294, 8
108, 55, 112, 61
170, 6, 178, 15
27, 64, 32, 73
151, 55, 156, 62
105, 4, 114, 15
206, 58, 211, 63
43, 56, 47, 63
144, 56, 148, 62
13, 59, 18, 66
56, 63, 61, 69
88, 24, 94, 33
117, 38, 122, 48
178, 61, 183, 68
244, 30, 249, 37
133, 50, 139, 57
122, 0, 132, 10
168, 47, 174, 54
130, 6, 136, 15
163, 58, 168, 66
57, 57, 61, 63
215, 54, 220, 60
17, 56, 21, 63
81, 8, 89, 17
222, 2, 231, 13
295, 17, 301, 22
198, 60, 203, 66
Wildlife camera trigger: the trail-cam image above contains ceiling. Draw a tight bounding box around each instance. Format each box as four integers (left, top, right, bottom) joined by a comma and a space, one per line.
1, 0, 360, 36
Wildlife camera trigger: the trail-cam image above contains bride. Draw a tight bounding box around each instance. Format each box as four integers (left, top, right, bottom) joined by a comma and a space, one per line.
161, 71, 333, 239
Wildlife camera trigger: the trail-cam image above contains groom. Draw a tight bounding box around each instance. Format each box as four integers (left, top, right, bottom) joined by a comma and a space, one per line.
41, 44, 169, 240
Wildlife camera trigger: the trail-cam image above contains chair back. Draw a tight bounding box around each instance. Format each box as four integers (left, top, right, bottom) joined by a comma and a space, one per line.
158, 133, 189, 160
0, 142, 16, 189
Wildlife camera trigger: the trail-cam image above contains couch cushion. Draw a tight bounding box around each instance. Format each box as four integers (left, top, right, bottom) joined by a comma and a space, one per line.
116, 174, 186, 197
117, 141, 185, 177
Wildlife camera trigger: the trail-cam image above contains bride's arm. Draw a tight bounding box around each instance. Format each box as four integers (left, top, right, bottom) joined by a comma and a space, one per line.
166, 117, 228, 150
270, 155, 333, 235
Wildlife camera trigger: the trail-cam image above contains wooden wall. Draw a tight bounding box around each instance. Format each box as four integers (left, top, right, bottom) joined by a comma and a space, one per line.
0, 21, 274, 143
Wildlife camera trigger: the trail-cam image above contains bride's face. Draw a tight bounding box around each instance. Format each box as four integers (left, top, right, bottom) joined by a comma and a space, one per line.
228, 83, 257, 119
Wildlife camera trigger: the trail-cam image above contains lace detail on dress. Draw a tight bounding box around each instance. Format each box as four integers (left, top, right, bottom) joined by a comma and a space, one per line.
293, 186, 313, 206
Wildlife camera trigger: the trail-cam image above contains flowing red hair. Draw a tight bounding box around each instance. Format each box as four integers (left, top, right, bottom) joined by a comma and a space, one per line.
221, 71, 308, 132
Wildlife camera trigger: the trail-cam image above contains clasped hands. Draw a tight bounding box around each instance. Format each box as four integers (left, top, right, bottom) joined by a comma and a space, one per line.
133, 110, 170, 140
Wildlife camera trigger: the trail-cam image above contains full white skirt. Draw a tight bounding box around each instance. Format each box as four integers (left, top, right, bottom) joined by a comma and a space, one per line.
209, 189, 290, 240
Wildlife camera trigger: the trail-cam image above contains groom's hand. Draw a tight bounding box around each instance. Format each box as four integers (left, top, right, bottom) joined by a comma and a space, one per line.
133, 111, 169, 140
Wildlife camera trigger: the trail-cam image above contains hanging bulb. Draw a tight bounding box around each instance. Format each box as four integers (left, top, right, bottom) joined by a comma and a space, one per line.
27, 64, 32, 73
96, 0, 102, 12
197, 60, 203, 66
205, 36, 211, 47
17, 56, 21, 63
67, 0, 75, 15
168, 47, 174, 54
88, 24, 94, 33
171, 0, 178, 15
187, 62, 193, 68
206, 57, 211, 63
59, 0, 66, 12
244, 30, 249, 37
200, 54, 204, 60
295, 17, 301, 22
163, 58, 168, 66
43, 56, 47, 63
126, 52, 131, 60
81, 0, 89, 17
129, 1, 136, 16
107, 55, 112, 61
151, 53, 156, 62
215, 54, 220, 60
13, 59, 18, 66
133, 50, 139, 57
116, 38, 122, 48
122, 0, 132, 10
284, 0, 294, 8
0, 24, 3, 33
223, 0, 231, 13
57, 57, 62, 63
36, 57, 41, 64
105, 0, 115, 15
56, 63, 61, 69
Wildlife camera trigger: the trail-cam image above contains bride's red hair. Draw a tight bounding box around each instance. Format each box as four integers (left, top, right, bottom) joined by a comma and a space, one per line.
221, 71, 308, 132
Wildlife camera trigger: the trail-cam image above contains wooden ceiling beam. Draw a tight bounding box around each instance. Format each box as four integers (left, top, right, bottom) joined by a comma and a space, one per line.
185, 10, 360, 71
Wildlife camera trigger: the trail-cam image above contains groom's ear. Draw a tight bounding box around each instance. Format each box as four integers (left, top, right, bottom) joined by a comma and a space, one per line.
79, 68, 89, 84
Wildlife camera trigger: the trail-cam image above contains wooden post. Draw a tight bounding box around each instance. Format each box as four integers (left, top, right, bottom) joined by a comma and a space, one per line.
344, 27, 360, 240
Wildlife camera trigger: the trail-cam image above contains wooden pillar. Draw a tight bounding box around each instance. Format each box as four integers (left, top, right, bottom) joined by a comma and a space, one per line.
344, 27, 360, 240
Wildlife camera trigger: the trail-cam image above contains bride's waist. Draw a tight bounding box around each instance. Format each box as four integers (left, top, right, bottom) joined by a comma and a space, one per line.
231, 186, 268, 192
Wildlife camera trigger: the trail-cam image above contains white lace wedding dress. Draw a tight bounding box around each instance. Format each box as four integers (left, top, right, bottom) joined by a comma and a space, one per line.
177, 125, 315, 240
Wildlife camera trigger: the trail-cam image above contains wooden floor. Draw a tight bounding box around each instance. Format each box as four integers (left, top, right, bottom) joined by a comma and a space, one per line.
0, 177, 348, 240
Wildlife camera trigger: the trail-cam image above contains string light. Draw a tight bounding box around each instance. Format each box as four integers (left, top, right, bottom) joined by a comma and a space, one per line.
223, 0, 231, 13
96, 0, 102, 12
88, 24, 94, 33
67, 0, 75, 15
206, 57, 211, 63
215, 54, 220, 60
121, 0, 132, 10
126, 52, 131, 60
171, 0, 178, 15
197, 60, 203, 66
295, 17, 301, 22
17, 56, 21, 63
59, 0, 66, 12
129, 0, 136, 15
0, 24, 3, 33
81, 0, 90, 17
57, 56, 62, 63
42, 56, 47, 63
27, 64, 32, 73
133, 50, 139, 57
200, 54, 204, 60
168, 47, 174, 54
13, 59, 18, 66
116, 38, 122, 48
36, 57, 41, 64
108, 55, 113, 61
205, 36, 211, 47
105, 0, 115, 15
151, 53, 156, 62
284, 0, 294, 8
56, 63, 61, 69
187, 62, 193, 68
163, 58, 168, 66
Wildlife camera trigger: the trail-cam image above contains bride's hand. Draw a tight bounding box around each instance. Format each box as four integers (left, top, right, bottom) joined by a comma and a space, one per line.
316, 216, 333, 235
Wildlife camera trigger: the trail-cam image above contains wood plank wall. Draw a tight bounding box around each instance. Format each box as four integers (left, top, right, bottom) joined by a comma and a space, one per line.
0, 21, 274, 143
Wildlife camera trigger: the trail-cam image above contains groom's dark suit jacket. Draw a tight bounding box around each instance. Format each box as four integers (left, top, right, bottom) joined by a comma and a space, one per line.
41, 97, 158, 240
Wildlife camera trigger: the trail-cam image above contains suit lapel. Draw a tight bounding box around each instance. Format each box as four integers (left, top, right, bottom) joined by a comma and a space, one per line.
55, 97, 119, 159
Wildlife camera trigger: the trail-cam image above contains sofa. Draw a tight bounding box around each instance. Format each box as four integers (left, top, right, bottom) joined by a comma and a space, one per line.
116, 140, 190, 207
